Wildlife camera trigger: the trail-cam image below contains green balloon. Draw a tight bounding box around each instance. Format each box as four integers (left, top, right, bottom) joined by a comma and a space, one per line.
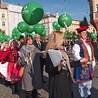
22, 2, 44, 25
58, 14, 72, 27
34, 23, 45, 35
1, 39, 5, 42
73, 35, 78, 39
27, 25, 35, 33
55, 24, 61, 30
29, 33, 35, 39
13, 36, 18, 42
24, 31, 29, 36
52, 21, 61, 30
67, 34, 73, 39
12, 27, 19, 34
13, 35, 20, 40
12, 32, 16, 37
17, 21, 28, 33
5, 35, 11, 42
0, 33, 3, 36
40, 28, 47, 36
16, 32, 21, 38
0, 33, 4, 42
90, 33, 97, 39
88, 22, 90, 26
52, 21, 58, 27
74, 39, 78, 42
63, 32, 68, 36
12, 28, 21, 37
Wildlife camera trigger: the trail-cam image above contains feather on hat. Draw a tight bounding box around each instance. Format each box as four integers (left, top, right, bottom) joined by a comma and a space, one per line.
76, 17, 89, 33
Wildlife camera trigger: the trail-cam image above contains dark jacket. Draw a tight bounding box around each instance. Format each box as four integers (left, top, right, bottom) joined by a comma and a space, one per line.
45, 53, 81, 98
33, 40, 45, 51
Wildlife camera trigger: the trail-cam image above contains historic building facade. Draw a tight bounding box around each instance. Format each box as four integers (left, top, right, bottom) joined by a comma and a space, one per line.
0, 1, 23, 36
0, 1, 9, 35
40, 12, 96, 36
88, 0, 98, 31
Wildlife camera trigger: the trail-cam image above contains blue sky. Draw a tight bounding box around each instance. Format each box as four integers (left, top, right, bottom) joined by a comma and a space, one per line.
3, 0, 90, 21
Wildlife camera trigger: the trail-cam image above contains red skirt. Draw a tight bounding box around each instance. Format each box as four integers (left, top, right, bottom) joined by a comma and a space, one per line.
0, 62, 21, 81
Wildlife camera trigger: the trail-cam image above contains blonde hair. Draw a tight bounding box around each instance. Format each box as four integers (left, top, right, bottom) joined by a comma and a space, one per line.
45, 31, 64, 51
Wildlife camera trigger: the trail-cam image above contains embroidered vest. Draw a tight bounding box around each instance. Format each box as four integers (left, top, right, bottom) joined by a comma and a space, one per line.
74, 40, 94, 82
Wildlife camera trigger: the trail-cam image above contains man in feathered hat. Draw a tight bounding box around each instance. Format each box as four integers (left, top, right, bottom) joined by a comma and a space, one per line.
72, 17, 95, 98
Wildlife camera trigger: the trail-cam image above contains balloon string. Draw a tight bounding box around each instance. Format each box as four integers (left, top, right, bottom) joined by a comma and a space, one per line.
64, 22, 68, 31
53, 27, 56, 31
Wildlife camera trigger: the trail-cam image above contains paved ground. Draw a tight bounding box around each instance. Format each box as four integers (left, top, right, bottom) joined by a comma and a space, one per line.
0, 71, 49, 98
0, 64, 98, 98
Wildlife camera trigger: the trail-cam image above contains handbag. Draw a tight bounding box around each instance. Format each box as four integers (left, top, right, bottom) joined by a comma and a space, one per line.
18, 66, 25, 77
13, 67, 18, 76
13, 65, 21, 76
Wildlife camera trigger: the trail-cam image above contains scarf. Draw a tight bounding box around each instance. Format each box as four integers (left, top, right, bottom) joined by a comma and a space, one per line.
22, 45, 35, 53
20, 44, 42, 74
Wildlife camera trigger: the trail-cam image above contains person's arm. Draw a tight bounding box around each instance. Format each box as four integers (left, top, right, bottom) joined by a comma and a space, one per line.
92, 58, 96, 71
50, 59, 68, 75
72, 44, 81, 61
18, 50, 26, 67
50, 62, 65, 75
0, 48, 10, 63
70, 60, 81, 67
70, 58, 88, 67
46, 54, 63, 76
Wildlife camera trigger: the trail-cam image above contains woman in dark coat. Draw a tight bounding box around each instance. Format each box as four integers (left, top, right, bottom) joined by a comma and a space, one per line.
45, 31, 88, 98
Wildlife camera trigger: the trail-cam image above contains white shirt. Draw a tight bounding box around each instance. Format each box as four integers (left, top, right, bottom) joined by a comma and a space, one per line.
72, 41, 95, 66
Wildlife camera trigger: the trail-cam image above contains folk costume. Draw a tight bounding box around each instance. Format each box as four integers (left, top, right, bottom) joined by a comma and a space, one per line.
72, 39, 95, 98
46, 49, 83, 98
0, 50, 8, 78
0, 47, 20, 81
72, 39, 95, 81
72, 17, 95, 98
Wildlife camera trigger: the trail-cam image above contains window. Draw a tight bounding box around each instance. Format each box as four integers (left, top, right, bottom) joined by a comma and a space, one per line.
96, 4, 98, 12
2, 21, 5, 26
2, 14, 5, 18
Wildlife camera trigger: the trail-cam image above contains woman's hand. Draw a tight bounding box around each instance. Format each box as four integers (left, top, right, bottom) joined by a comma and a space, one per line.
80, 58, 88, 63
92, 65, 95, 71
58, 60, 66, 71
14, 63, 17, 68
25, 57, 28, 62
60, 60, 66, 66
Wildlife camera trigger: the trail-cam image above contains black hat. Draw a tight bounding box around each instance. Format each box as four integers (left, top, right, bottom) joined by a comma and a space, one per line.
76, 17, 89, 33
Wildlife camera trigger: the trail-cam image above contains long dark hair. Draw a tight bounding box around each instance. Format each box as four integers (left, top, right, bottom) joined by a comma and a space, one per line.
10, 40, 17, 49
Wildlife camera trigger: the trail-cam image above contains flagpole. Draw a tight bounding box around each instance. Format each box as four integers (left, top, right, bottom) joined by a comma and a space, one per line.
64, 0, 66, 15
64, 0, 68, 32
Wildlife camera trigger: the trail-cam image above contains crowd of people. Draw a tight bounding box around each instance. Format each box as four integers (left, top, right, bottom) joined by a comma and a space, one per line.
0, 34, 48, 98
0, 25, 98, 98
